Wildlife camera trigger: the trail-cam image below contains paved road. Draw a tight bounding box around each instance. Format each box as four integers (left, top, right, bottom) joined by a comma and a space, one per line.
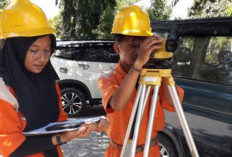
61, 105, 109, 157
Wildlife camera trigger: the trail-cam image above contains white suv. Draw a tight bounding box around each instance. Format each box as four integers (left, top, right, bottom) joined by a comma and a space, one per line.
51, 40, 119, 116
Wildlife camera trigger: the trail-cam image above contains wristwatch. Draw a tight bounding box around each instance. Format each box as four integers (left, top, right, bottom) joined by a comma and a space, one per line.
131, 65, 142, 73
56, 134, 66, 145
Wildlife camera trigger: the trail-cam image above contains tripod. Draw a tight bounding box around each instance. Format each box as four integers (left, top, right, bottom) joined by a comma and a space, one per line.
120, 68, 199, 157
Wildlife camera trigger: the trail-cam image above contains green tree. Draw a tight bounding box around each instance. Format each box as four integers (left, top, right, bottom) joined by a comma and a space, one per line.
0, 0, 7, 12
93, 0, 140, 39
148, 0, 171, 21
115, 0, 140, 10
188, 0, 232, 18
56, 0, 116, 40
54, 0, 175, 40
48, 12, 62, 39
93, 6, 115, 39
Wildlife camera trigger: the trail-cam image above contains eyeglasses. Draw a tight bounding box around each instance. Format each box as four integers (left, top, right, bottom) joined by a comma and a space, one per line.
28, 49, 54, 60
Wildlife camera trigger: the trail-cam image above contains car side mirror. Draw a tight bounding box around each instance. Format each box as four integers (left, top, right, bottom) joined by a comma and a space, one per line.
166, 27, 179, 52
175, 47, 191, 63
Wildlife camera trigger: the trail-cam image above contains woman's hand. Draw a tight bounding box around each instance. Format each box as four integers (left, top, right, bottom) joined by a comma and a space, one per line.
53, 118, 110, 145
57, 124, 92, 144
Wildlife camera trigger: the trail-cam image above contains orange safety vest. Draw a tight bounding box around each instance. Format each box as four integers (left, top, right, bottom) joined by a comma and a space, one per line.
0, 82, 68, 157
98, 63, 184, 157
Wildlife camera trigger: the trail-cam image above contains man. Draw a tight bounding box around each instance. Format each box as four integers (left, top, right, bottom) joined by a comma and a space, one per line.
98, 5, 184, 157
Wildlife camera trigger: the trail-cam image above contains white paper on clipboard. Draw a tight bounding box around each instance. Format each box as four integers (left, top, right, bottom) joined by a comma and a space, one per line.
23, 116, 106, 136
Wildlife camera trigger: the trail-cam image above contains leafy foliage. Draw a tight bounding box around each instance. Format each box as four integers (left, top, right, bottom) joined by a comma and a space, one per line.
93, 6, 115, 39
94, 0, 140, 39
170, 0, 179, 7
0, 0, 7, 12
188, 0, 232, 18
56, 0, 116, 40
48, 12, 62, 39
55, 0, 173, 39
115, 0, 140, 10
54, 0, 195, 39
148, 0, 171, 21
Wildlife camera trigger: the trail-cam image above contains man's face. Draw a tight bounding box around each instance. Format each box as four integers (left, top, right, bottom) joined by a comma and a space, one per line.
114, 36, 146, 72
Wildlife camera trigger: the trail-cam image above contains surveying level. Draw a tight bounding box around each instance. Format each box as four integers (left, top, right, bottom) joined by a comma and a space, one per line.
150, 40, 173, 59
120, 40, 199, 157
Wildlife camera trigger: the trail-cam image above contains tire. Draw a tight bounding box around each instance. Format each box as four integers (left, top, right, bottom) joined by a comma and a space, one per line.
158, 133, 178, 157
60, 87, 86, 117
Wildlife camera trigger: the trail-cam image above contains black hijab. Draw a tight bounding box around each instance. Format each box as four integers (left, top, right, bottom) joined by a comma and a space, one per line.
0, 34, 59, 131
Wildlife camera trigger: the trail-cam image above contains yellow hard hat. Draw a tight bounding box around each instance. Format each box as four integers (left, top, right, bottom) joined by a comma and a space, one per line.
111, 5, 153, 37
0, 0, 56, 39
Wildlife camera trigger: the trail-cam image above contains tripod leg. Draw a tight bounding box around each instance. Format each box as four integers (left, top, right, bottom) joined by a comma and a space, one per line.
143, 85, 160, 157
167, 85, 199, 157
130, 85, 151, 157
120, 85, 142, 157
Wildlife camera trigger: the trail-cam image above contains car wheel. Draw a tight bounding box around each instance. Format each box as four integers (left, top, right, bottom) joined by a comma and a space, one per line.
61, 88, 86, 117
158, 133, 178, 157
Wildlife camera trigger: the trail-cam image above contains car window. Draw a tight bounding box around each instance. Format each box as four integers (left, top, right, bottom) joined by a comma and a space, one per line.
154, 32, 196, 79
84, 47, 119, 63
172, 36, 195, 78
72, 47, 86, 61
193, 36, 232, 86
53, 43, 119, 63
54, 48, 78, 60
155, 32, 168, 38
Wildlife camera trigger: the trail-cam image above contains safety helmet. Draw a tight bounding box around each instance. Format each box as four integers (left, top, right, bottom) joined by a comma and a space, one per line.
111, 5, 153, 37
0, 0, 56, 39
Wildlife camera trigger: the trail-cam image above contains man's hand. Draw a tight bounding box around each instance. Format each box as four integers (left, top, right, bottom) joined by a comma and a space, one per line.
91, 118, 110, 133
134, 36, 163, 69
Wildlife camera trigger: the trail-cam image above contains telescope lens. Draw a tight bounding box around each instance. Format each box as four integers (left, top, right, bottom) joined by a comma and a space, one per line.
166, 39, 178, 52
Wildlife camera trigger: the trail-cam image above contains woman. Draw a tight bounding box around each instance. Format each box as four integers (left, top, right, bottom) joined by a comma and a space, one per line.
0, 0, 109, 156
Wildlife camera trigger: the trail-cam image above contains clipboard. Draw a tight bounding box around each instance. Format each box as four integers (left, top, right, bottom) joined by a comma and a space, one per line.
23, 116, 106, 136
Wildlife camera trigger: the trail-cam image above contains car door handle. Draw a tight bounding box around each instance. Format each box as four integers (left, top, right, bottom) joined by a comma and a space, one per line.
59, 67, 68, 73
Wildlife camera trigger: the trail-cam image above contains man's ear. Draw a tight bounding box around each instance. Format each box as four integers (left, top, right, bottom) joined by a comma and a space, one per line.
113, 43, 120, 55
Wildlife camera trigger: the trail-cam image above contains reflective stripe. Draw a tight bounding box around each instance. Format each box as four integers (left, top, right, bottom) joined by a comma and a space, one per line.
0, 77, 18, 110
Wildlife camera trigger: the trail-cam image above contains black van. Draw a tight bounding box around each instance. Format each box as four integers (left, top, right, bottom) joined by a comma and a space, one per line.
152, 17, 232, 157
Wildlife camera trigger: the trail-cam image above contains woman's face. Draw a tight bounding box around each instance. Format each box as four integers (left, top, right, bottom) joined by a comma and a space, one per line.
24, 35, 52, 73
